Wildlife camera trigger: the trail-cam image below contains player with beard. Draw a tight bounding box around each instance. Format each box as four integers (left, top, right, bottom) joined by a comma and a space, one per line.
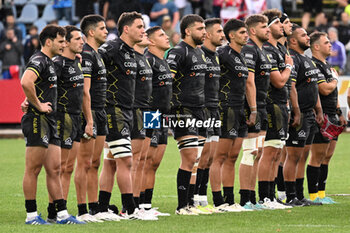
192, 18, 225, 213
237, 14, 276, 209
166, 14, 207, 215
21, 25, 83, 225
284, 24, 324, 206
255, 9, 294, 209
307, 32, 346, 204
140, 26, 172, 216
74, 14, 110, 220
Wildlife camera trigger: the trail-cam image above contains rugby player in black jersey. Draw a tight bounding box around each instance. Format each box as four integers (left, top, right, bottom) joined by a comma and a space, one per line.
238, 14, 277, 209
255, 9, 294, 209
21, 25, 83, 224
140, 26, 172, 216
166, 14, 207, 215
74, 15, 110, 220
284, 24, 324, 206
306, 32, 346, 204
98, 12, 149, 220
192, 18, 224, 212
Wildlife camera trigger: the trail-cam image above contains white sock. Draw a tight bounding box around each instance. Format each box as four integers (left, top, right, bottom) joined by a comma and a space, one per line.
57, 210, 69, 220
277, 191, 286, 200
26, 211, 38, 221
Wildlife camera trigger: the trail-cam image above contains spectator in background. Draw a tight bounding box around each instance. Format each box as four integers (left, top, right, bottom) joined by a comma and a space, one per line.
170, 31, 180, 47
140, 0, 158, 16
0, 28, 23, 79
212, 0, 222, 18
3, 14, 23, 41
314, 12, 329, 33
327, 27, 347, 74
302, 0, 322, 29
161, 15, 174, 38
23, 25, 40, 63
150, 0, 179, 30
53, 0, 73, 24
174, 0, 189, 19
337, 12, 350, 46
106, 17, 118, 41
103, 0, 142, 24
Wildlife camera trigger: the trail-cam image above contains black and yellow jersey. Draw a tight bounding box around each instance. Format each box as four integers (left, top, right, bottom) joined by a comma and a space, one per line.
134, 51, 153, 109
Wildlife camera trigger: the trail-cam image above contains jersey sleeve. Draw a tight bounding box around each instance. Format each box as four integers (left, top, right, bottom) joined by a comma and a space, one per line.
26, 55, 45, 77
241, 46, 257, 73
166, 47, 183, 75
81, 51, 94, 78
98, 41, 114, 66
52, 57, 63, 79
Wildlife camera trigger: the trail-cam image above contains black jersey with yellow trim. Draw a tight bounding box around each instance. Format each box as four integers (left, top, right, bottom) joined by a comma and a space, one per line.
81, 43, 107, 110
277, 42, 292, 97
241, 39, 278, 108
53, 55, 84, 115
263, 41, 288, 105
217, 44, 248, 109
134, 51, 153, 109
99, 38, 137, 110
312, 57, 338, 114
202, 45, 220, 108
289, 49, 324, 113
145, 51, 172, 112
25, 51, 58, 114
166, 41, 206, 108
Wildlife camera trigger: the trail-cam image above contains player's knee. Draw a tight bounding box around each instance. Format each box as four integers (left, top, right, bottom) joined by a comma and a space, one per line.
118, 157, 133, 170
241, 138, 258, 166
91, 157, 101, 170
108, 138, 132, 159
65, 163, 74, 174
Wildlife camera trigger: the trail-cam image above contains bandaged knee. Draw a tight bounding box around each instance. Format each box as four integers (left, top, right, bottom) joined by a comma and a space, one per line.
241, 137, 258, 166
264, 139, 284, 149
108, 138, 132, 158
177, 137, 198, 151
211, 135, 219, 142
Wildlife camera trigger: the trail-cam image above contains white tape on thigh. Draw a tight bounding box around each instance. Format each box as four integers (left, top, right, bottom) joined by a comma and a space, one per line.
206, 137, 212, 143
258, 135, 265, 148
211, 135, 219, 142
241, 137, 257, 166
197, 139, 205, 159
177, 137, 198, 151
103, 148, 114, 160
264, 139, 284, 149
108, 138, 132, 158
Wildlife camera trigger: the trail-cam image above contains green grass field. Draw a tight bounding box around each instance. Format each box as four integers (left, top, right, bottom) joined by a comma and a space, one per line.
1, 134, 350, 233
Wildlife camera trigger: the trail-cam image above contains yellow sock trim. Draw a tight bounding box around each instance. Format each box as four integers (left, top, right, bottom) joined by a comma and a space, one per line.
318, 191, 326, 199
309, 193, 318, 201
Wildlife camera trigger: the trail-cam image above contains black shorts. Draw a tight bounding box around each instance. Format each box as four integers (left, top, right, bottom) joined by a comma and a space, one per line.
82, 109, 108, 138
220, 107, 247, 139
245, 107, 268, 133
303, 0, 322, 14
169, 107, 207, 139
131, 108, 147, 140
21, 113, 60, 148
205, 107, 221, 137
56, 111, 81, 149
146, 125, 169, 147
265, 104, 289, 141
106, 106, 133, 142
313, 114, 340, 144
286, 111, 317, 147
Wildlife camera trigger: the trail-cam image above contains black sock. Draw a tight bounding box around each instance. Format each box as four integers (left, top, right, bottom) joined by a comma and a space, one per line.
77, 203, 88, 216
139, 192, 145, 205
250, 190, 257, 204
133, 196, 140, 208
54, 199, 67, 212
121, 193, 136, 215
199, 168, 209, 196
276, 165, 285, 191
25, 199, 37, 213
194, 168, 204, 195
318, 164, 328, 191
223, 186, 234, 205
212, 191, 224, 206
144, 188, 153, 208
187, 184, 195, 206
258, 181, 269, 202
88, 202, 99, 215
307, 165, 320, 194
176, 169, 191, 210
47, 202, 56, 219
98, 191, 111, 212
239, 189, 251, 206
285, 181, 296, 202
296, 178, 304, 200
268, 181, 276, 201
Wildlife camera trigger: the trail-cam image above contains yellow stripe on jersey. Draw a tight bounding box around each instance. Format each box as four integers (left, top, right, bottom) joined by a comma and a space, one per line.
291, 78, 297, 82
317, 80, 326, 84
170, 69, 177, 74
271, 68, 278, 71
83, 74, 91, 77
248, 68, 255, 72
27, 67, 39, 77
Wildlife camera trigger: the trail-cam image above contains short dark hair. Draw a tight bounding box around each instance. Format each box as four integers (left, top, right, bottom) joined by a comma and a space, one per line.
65, 25, 81, 42
146, 26, 162, 37
39, 25, 66, 46
117, 11, 143, 36
245, 14, 268, 29
310, 31, 327, 47
262, 9, 282, 23
223, 18, 246, 42
80, 14, 105, 37
180, 14, 204, 39
287, 23, 302, 43
205, 18, 222, 29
